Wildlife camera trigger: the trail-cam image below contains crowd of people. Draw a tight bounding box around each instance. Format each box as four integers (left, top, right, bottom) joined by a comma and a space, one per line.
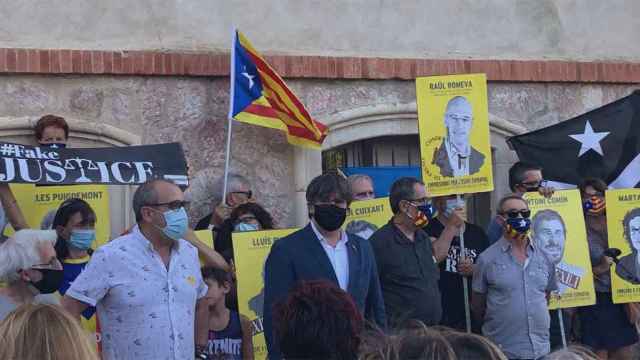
0, 114, 637, 360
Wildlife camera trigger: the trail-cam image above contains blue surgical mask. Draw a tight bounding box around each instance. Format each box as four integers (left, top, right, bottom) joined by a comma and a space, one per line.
157, 207, 189, 241
235, 222, 259, 232
444, 199, 464, 217
68, 229, 96, 250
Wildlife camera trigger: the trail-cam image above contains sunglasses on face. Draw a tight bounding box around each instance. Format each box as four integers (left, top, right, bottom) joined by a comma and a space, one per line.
146, 200, 190, 211
502, 209, 531, 219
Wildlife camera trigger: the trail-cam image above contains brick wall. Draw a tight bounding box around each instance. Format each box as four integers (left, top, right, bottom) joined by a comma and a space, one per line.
0, 48, 638, 83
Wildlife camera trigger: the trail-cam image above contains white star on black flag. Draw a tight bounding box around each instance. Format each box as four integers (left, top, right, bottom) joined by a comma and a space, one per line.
507, 91, 640, 189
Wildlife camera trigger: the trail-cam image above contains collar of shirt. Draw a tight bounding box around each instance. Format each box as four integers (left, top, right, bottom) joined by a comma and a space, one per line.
132, 225, 182, 255
310, 220, 349, 249
389, 221, 426, 245
445, 138, 469, 174
498, 236, 536, 253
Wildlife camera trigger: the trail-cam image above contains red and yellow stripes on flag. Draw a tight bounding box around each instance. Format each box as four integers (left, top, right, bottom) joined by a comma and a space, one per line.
234, 31, 327, 149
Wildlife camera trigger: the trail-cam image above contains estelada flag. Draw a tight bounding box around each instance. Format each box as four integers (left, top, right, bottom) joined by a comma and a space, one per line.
229, 30, 328, 149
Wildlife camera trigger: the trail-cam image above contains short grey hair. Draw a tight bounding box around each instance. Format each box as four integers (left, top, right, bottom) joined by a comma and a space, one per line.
347, 174, 373, 189
0, 230, 57, 283
212, 173, 251, 204
133, 179, 175, 222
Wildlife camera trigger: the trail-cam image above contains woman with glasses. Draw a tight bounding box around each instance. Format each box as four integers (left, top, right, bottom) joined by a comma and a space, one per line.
0, 229, 63, 321
577, 178, 638, 359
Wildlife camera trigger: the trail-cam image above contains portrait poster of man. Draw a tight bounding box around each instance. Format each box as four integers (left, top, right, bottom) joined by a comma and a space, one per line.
524, 190, 595, 309
5, 183, 111, 248
232, 228, 298, 360
416, 73, 493, 196
344, 197, 392, 239
607, 189, 640, 303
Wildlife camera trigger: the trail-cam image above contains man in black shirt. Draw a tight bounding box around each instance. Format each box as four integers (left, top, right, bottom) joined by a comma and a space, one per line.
370, 177, 460, 328
424, 194, 489, 332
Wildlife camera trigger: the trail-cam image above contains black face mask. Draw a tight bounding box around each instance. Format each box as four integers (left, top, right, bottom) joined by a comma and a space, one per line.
313, 204, 347, 231
30, 268, 64, 294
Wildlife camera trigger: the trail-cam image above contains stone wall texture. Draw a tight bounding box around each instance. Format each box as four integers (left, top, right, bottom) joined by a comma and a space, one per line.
0, 74, 636, 228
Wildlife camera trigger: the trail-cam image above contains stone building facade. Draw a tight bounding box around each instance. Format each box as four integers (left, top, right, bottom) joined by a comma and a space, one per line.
0, 1, 638, 234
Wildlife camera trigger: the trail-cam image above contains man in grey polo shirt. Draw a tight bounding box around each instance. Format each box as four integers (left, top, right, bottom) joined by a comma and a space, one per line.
472, 194, 557, 360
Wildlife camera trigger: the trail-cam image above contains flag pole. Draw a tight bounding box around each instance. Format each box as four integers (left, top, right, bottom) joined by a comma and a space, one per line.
458, 194, 472, 333
558, 309, 567, 348
223, 29, 238, 202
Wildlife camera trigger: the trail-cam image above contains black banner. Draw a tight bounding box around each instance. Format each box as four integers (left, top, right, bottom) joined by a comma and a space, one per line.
0, 142, 188, 186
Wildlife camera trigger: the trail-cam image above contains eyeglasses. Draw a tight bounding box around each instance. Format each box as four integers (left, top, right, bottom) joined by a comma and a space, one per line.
407, 197, 431, 206
501, 209, 531, 219
32, 258, 62, 271
519, 180, 548, 188
146, 200, 190, 210
354, 191, 375, 199
237, 216, 257, 224
230, 191, 252, 199
314, 199, 348, 207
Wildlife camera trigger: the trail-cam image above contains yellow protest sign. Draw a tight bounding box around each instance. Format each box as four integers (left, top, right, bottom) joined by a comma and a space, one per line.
7, 184, 110, 248
232, 228, 298, 360
607, 189, 640, 303
416, 73, 493, 196
344, 197, 393, 239
524, 190, 595, 309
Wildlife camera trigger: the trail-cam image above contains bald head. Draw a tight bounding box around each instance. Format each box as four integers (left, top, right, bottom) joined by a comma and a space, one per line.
444, 96, 473, 149
133, 179, 183, 223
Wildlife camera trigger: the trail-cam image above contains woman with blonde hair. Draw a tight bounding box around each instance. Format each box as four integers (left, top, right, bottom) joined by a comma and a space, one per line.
0, 303, 98, 360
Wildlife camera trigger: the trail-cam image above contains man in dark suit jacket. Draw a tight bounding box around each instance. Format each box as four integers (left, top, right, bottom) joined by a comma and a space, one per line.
432, 139, 485, 177
263, 174, 386, 359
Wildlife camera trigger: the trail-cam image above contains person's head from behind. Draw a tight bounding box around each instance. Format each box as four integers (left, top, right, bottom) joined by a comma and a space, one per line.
579, 178, 607, 217
508, 161, 545, 194
432, 194, 466, 222
201, 267, 232, 308
52, 198, 97, 258
496, 194, 531, 240
545, 345, 598, 360
0, 229, 62, 295
448, 332, 507, 360
306, 173, 352, 232
221, 173, 253, 208
396, 321, 456, 360
348, 174, 375, 201
0, 303, 99, 360
229, 202, 274, 232
275, 280, 363, 360
133, 179, 189, 245
532, 209, 566, 265
444, 96, 473, 152
623, 208, 640, 252
35, 115, 69, 148
389, 177, 433, 229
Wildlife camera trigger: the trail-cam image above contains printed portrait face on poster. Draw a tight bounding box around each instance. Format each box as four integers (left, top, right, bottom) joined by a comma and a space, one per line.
524, 190, 595, 309
608, 189, 640, 303
416, 74, 493, 196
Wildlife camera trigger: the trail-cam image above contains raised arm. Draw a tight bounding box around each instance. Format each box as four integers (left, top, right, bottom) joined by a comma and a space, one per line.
183, 228, 230, 271
0, 183, 29, 231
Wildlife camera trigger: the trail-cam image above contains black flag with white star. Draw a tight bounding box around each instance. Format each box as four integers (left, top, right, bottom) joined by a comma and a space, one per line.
507, 90, 640, 188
